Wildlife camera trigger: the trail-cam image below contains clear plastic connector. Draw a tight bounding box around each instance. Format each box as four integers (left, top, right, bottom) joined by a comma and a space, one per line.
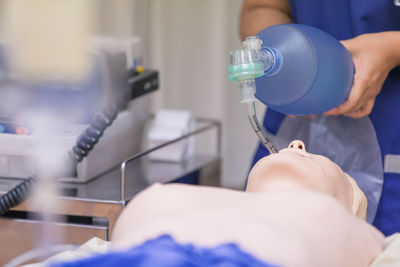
227, 36, 279, 154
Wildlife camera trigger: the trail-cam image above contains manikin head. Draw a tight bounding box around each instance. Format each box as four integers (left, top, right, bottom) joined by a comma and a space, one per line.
247, 140, 367, 219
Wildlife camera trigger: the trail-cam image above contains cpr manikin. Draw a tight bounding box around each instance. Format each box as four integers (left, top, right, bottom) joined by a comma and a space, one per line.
112, 141, 384, 267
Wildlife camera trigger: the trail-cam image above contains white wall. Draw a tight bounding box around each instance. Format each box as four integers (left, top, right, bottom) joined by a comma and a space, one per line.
96, 0, 265, 189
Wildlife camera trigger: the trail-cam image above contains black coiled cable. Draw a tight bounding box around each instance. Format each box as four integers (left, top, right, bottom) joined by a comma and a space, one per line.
0, 177, 35, 215
0, 90, 129, 216
0, 63, 138, 216
0, 102, 121, 216
67, 75, 131, 168
66, 103, 120, 173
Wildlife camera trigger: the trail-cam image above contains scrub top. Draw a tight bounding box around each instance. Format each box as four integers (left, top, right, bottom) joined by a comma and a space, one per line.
252, 1, 400, 236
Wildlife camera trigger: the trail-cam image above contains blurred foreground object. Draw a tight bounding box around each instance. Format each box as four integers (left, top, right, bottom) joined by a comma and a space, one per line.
2, 0, 94, 81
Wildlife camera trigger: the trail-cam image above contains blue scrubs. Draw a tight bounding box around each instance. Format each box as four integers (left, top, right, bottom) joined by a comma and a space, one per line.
252, 1, 400, 236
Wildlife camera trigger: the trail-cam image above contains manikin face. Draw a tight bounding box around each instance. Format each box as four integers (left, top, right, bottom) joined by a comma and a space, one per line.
247, 140, 366, 219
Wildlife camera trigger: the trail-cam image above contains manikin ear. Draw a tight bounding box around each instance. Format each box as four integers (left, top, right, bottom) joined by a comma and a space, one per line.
345, 173, 367, 220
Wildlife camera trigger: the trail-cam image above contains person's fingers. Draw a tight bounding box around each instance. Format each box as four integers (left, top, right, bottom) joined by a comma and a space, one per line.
324, 74, 367, 116
323, 106, 341, 116
344, 109, 366, 118
305, 115, 317, 118
323, 96, 360, 116
344, 107, 366, 118
287, 114, 316, 118
344, 99, 375, 118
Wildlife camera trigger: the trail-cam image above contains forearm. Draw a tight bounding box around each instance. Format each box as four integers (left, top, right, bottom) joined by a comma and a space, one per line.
240, 0, 292, 40
381, 31, 400, 69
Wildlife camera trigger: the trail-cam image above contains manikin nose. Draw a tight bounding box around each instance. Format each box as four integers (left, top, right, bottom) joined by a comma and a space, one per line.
288, 140, 306, 152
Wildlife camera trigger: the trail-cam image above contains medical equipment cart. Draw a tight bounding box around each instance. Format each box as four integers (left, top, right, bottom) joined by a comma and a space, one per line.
0, 118, 221, 265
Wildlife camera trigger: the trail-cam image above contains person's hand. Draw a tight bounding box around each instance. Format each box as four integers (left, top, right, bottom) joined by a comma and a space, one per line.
324, 32, 400, 118
287, 114, 316, 118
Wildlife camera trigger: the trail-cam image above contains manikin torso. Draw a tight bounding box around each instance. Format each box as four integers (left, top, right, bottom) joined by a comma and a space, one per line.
112, 141, 384, 267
